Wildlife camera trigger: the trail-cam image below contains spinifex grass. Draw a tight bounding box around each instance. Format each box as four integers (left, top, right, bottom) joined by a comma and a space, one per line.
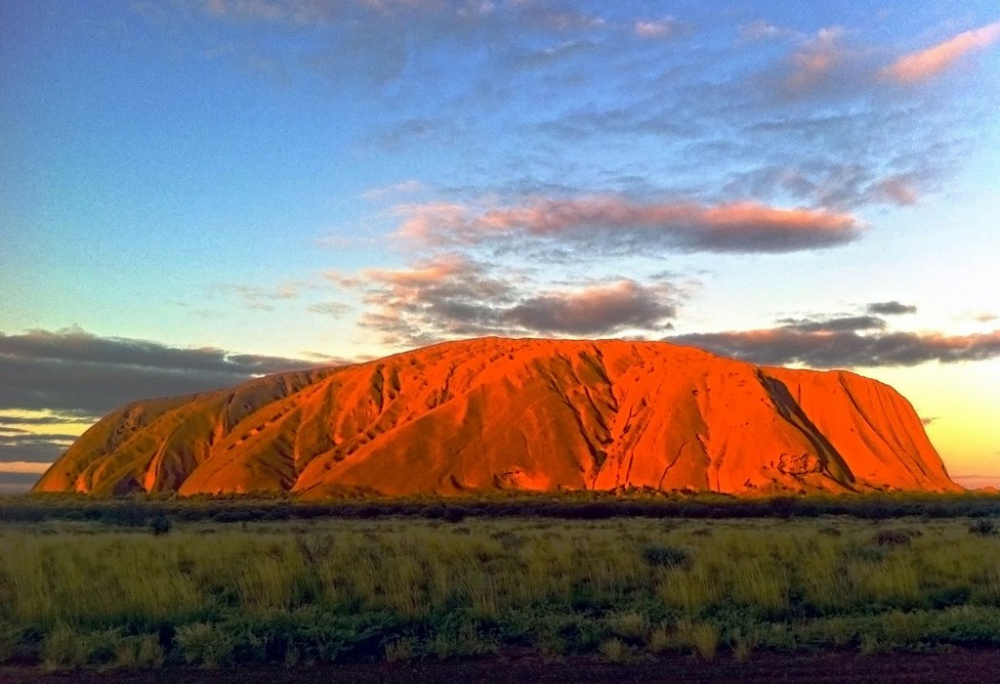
3, 516, 1000, 668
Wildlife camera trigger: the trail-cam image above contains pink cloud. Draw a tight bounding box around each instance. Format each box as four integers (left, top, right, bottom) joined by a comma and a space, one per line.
395, 196, 860, 253
785, 27, 846, 91
882, 22, 1000, 83
870, 175, 919, 206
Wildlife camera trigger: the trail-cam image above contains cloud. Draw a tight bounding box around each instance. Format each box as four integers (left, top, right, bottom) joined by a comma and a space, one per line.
514, 39, 598, 68
0, 436, 75, 465
882, 22, 1000, 83
353, 254, 681, 345
223, 283, 299, 311
634, 19, 679, 40
867, 301, 917, 315
518, 6, 605, 32
357, 254, 517, 345
0, 472, 43, 494
507, 280, 677, 336
777, 315, 886, 333
869, 175, 920, 205
739, 20, 786, 42
668, 326, 1000, 368
0, 327, 327, 417
396, 196, 861, 254
361, 179, 425, 200
0, 412, 91, 425
0, 461, 52, 474
722, 162, 927, 211
784, 27, 847, 92
536, 104, 690, 141
307, 302, 351, 317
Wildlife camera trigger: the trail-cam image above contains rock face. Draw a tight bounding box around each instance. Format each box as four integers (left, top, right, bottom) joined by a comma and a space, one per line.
33, 338, 960, 497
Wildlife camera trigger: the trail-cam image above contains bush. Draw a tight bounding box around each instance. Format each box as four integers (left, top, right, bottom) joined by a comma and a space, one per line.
175, 623, 236, 667
443, 507, 467, 524
644, 545, 691, 569
676, 620, 720, 660
598, 637, 628, 662
873, 528, 920, 546
115, 634, 165, 668
969, 519, 997, 536
42, 625, 87, 670
150, 514, 172, 536
384, 637, 415, 663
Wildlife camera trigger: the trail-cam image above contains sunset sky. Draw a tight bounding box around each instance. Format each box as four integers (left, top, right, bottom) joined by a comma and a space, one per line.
2, 1, 999, 492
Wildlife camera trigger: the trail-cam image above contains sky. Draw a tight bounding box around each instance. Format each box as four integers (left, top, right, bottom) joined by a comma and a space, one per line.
2, 0, 999, 492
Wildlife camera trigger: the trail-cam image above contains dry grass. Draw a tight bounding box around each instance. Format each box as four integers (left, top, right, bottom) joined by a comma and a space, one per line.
3, 515, 1000, 667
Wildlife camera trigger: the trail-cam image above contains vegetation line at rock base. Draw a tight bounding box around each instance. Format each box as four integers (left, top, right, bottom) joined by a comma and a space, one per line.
5, 491, 1000, 526
3, 515, 1000, 669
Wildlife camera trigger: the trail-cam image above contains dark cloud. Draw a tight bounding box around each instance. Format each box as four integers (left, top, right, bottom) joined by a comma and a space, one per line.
0, 432, 76, 464
0, 412, 91, 425
867, 301, 917, 315
0, 327, 326, 416
777, 315, 886, 333
0, 472, 42, 495
355, 254, 681, 345
668, 327, 1000, 369
507, 280, 676, 336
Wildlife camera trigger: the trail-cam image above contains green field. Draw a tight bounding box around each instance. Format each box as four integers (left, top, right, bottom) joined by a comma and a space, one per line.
3, 495, 1000, 669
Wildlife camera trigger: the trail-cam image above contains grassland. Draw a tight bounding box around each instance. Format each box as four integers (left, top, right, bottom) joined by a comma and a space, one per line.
4, 494, 1000, 670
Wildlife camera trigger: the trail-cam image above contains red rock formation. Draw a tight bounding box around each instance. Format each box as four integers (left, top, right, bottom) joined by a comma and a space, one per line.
32, 338, 960, 497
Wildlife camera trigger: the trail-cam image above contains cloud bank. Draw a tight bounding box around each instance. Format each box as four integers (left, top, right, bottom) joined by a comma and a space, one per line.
0, 327, 329, 417
396, 197, 861, 254
669, 320, 1000, 369
351, 254, 680, 346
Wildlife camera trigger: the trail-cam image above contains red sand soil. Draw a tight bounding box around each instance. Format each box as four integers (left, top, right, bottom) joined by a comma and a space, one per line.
34, 337, 959, 498
5, 650, 1000, 684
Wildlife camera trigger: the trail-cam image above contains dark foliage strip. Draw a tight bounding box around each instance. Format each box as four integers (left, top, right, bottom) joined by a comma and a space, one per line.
4, 492, 1000, 527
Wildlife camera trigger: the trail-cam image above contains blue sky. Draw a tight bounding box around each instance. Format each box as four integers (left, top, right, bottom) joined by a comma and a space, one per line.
1, 0, 999, 490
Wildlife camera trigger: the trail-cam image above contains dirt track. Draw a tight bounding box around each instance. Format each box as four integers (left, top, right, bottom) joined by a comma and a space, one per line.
8, 650, 1000, 684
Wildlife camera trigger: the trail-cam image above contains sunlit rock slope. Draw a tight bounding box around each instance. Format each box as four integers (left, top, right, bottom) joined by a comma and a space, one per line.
33, 338, 960, 497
